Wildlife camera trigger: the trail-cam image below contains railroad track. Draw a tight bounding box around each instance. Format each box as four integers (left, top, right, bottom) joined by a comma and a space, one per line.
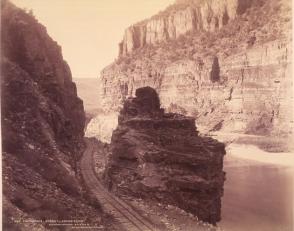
81, 139, 157, 231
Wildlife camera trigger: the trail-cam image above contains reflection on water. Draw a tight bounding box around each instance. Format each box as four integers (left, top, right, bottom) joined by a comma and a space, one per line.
219, 146, 294, 231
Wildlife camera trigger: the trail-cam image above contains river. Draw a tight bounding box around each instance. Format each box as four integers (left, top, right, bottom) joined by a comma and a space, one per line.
219, 144, 294, 231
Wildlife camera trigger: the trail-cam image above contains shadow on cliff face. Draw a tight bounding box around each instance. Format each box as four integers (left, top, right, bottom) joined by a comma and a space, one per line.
1, 1, 112, 229
245, 113, 274, 136
104, 87, 226, 225
236, 0, 266, 14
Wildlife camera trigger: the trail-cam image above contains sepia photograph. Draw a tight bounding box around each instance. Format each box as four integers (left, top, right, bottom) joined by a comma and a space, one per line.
1, 0, 293, 230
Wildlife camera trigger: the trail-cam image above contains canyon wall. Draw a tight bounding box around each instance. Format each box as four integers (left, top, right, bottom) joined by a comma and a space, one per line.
1, 1, 106, 229
95, 0, 293, 142
159, 40, 292, 135
105, 87, 226, 224
119, 0, 263, 56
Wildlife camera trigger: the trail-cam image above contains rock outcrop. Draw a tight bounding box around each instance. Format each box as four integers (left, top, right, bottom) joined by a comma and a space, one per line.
97, 0, 293, 141
105, 87, 226, 224
1, 1, 107, 229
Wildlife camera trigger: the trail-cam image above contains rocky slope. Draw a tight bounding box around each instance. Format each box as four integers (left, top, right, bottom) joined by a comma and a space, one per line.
97, 0, 292, 142
104, 87, 226, 224
1, 1, 109, 229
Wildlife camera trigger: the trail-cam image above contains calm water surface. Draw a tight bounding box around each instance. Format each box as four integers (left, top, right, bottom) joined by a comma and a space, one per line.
219, 146, 294, 231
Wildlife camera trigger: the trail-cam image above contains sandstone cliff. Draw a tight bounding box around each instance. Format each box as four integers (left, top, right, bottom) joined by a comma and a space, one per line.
104, 87, 226, 224
1, 1, 108, 229
119, 0, 264, 56
98, 0, 292, 142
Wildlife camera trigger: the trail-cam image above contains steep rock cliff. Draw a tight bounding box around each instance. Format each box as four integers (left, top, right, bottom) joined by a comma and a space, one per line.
97, 0, 292, 141
1, 1, 107, 229
119, 0, 264, 56
105, 87, 226, 224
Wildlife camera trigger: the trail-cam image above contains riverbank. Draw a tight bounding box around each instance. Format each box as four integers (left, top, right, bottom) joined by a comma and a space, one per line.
207, 131, 293, 153
226, 143, 294, 167
87, 121, 293, 230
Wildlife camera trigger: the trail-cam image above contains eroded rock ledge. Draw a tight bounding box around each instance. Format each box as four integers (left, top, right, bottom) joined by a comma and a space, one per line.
104, 87, 226, 224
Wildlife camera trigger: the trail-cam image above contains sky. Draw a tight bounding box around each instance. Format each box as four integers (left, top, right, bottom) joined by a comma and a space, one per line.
11, 0, 174, 79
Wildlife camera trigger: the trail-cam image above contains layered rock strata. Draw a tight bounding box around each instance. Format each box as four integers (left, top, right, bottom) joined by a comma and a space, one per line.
105, 87, 226, 224
1, 1, 107, 229
98, 0, 293, 140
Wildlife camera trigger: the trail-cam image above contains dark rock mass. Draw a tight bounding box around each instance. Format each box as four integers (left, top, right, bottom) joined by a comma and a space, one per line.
105, 86, 226, 224
1, 1, 106, 229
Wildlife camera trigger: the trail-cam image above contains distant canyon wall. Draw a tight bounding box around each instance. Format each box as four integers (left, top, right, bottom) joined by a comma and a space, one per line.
101, 39, 292, 136
94, 0, 293, 143
119, 0, 261, 56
